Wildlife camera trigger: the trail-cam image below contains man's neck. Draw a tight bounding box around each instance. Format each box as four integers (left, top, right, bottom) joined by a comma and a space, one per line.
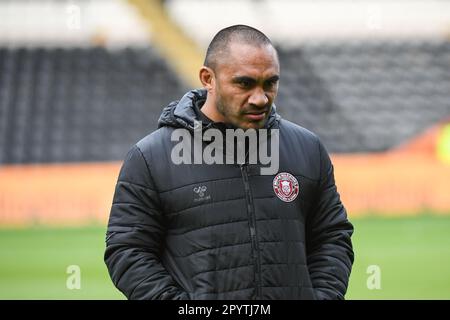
200, 97, 226, 123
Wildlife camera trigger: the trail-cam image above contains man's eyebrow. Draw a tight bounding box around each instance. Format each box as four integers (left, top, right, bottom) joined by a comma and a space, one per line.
232, 76, 256, 83
232, 75, 280, 83
266, 75, 280, 82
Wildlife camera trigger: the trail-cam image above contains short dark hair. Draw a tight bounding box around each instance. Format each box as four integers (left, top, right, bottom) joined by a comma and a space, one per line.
204, 25, 275, 70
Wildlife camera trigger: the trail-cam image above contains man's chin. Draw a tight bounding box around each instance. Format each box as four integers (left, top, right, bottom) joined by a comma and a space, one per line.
239, 121, 266, 130
227, 116, 268, 130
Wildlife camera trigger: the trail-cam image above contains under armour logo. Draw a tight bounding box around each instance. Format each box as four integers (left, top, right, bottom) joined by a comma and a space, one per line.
193, 185, 210, 202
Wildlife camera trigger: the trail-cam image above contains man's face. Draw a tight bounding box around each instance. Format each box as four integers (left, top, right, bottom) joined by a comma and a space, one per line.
212, 43, 280, 130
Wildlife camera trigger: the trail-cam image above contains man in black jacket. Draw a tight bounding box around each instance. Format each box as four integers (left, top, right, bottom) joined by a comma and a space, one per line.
105, 25, 354, 300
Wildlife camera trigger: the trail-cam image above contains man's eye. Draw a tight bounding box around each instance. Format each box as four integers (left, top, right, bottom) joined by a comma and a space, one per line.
239, 80, 251, 88
265, 80, 278, 89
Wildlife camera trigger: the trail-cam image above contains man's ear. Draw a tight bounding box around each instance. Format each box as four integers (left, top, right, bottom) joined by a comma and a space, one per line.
199, 66, 215, 92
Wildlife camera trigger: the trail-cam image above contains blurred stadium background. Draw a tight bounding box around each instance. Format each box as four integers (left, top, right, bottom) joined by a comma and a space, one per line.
0, 0, 450, 299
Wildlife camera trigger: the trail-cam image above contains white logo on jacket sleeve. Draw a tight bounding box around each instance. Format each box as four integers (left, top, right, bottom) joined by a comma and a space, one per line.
273, 172, 299, 202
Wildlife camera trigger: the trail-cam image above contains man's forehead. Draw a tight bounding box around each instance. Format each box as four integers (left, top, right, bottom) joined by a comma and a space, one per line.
218, 42, 279, 75
231, 42, 277, 63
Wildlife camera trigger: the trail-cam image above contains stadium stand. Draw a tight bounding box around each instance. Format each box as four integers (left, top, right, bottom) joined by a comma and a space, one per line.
276, 40, 450, 152
1, 0, 450, 223
0, 46, 187, 164
1, 40, 449, 164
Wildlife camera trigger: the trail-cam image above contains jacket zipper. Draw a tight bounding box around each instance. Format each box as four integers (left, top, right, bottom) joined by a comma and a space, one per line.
240, 163, 262, 299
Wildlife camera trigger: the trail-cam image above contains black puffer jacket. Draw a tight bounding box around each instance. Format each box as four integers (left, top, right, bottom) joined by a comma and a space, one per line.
105, 89, 354, 300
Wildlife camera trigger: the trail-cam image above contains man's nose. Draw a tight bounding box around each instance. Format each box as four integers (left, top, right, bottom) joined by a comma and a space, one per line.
248, 88, 269, 108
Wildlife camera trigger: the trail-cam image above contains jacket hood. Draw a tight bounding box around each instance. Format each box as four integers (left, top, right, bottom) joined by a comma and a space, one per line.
158, 88, 281, 131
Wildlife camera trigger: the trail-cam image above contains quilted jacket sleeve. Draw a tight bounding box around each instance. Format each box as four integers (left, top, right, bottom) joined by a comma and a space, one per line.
306, 140, 354, 300
104, 145, 189, 300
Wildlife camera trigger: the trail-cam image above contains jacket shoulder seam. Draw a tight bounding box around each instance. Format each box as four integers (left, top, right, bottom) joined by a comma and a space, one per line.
117, 180, 157, 192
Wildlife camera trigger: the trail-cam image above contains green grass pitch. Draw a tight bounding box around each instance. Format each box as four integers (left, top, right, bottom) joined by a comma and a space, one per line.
0, 215, 449, 299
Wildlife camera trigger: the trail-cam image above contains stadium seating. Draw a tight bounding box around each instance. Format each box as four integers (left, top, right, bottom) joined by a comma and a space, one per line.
276, 40, 450, 152
1, 40, 450, 163
0, 46, 187, 164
